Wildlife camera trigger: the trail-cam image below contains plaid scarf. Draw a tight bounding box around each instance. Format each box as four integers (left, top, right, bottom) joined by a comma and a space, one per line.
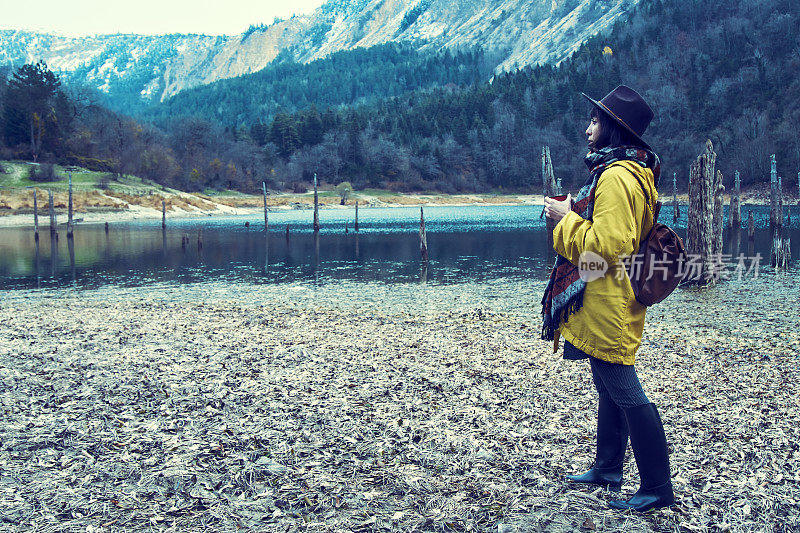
540, 145, 660, 341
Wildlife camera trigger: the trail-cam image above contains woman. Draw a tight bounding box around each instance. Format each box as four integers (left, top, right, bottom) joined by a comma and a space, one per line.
541, 85, 674, 512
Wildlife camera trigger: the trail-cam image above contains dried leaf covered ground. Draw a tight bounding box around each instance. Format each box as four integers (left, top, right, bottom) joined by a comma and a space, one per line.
0, 274, 798, 532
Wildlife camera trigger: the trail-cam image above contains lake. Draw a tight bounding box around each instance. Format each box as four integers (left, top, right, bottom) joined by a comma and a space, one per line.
0, 205, 797, 294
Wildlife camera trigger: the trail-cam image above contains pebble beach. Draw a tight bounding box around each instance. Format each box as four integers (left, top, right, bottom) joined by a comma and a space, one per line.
1, 273, 798, 532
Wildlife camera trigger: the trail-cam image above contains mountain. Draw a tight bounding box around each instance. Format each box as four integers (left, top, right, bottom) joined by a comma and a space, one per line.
0, 0, 639, 106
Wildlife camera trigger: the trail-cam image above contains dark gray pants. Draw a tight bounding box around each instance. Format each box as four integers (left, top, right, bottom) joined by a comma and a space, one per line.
589, 356, 650, 409
564, 340, 650, 408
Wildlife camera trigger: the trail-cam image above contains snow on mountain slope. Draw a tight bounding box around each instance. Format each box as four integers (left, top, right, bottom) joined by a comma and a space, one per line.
0, 0, 639, 104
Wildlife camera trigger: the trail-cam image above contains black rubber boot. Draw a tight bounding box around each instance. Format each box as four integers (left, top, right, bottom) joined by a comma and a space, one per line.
566, 395, 628, 491
609, 403, 675, 512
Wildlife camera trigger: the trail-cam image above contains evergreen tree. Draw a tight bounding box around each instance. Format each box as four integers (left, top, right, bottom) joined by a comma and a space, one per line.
270, 111, 300, 157
3, 61, 63, 161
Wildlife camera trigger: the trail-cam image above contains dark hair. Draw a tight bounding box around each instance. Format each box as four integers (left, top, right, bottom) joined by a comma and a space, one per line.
591, 106, 644, 149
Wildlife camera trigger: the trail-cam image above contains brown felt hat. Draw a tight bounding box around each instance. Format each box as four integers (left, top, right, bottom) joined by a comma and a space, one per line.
582, 85, 654, 150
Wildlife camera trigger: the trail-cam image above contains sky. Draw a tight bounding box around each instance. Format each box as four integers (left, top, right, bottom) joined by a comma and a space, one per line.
0, 0, 327, 36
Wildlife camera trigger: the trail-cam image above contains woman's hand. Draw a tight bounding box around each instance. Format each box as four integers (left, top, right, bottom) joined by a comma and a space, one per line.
544, 193, 573, 223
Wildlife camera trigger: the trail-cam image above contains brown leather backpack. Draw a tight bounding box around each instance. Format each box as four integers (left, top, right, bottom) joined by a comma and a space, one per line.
627, 178, 688, 306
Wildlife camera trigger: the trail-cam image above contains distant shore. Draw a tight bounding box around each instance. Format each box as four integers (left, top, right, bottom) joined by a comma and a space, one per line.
0, 188, 787, 229
0, 189, 548, 228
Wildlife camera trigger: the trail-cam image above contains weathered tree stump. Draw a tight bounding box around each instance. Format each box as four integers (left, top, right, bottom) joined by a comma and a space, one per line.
33, 189, 39, 240
262, 182, 268, 232
48, 190, 57, 237
542, 146, 558, 242
712, 170, 725, 257
771, 228, 790, 269
673, 172, 679, 223
769, 154, 779, 227
313, 173, 320, 234
797, 171, 800, 220
729, 171, 741, 229
687, 140, 716, 284
67, 172, 74, 238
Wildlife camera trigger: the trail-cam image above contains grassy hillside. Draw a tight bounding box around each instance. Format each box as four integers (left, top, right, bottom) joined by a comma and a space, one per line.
0, 161, 171, 194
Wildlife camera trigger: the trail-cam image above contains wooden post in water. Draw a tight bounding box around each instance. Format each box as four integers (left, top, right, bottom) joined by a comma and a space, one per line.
542, 146, 557, 236
161, 200, 166, 229
792, 171, 800, 224
673, 172, 678, 223
782, 236, 791, 268
419, 206, 428, 261
33, 188, 39, 240
771, 228, 790, 269
67, 173, 74, 238
771, 230, 780, 268
542, 146, 556, 195
788, 195, 792, 224
797, 171, 800, 218
105, 221, 109, 234
48, 189, 57, 238
747, 210, 754, 240
712, 170, 725, 257
313, 173, 320, 234
781, 235, 790, 268
729, 171, 741, 229
777, 175, 784, 227
262, 181, 268, 231
354, 201, 359, 232
769, 154, 778, 227
687, 140, 716, 284
197, 229, 203, 250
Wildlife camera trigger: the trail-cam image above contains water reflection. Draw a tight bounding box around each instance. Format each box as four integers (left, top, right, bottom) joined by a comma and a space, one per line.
729, 227, 741, 259
264, 231, 269, 275
0, 205, 796, 291
34, 238, 40, 289
68, 236, 76, 285
50, 234, 58, 279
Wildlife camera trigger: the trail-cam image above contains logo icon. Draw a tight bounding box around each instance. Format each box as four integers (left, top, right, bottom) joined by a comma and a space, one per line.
578, 251, 608, 282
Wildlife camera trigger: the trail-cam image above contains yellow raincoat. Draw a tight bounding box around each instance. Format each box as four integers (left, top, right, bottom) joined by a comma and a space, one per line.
552, 160, 658, 365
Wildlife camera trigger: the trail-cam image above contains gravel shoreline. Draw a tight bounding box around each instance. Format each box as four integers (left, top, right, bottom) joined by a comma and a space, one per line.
1, 280, 798, 532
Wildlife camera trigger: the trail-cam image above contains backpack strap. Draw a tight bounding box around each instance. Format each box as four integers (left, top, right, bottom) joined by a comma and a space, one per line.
616, 163, 659, 225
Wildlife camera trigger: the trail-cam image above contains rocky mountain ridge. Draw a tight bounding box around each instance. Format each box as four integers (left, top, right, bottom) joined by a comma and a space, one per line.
0, 0, 639, 104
